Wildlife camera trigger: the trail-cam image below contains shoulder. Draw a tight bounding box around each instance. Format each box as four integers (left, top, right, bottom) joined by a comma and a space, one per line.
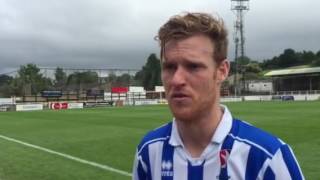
230, 119, 285, 157
229, 119, 304, 179
137, 122, 172, 153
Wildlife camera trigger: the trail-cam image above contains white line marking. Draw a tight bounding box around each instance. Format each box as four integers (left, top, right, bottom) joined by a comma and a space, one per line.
0, 134, 132, 177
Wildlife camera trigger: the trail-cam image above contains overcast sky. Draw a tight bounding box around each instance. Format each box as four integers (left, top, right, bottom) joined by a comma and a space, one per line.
0, 0, 319, 74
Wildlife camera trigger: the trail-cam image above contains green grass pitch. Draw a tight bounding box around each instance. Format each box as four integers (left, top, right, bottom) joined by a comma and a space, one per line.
0, 101, 319, 179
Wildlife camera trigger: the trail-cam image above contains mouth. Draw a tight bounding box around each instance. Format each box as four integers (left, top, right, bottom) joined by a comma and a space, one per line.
170, 93, 190, 100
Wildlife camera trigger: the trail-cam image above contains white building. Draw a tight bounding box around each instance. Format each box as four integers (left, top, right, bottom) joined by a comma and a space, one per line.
246, 81, 273, 93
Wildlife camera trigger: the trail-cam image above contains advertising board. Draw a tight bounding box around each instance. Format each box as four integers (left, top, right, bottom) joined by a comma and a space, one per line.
16, 104, 43, 111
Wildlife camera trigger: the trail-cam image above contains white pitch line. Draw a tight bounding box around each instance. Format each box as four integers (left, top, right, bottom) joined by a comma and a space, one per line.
0, 134, 132, 177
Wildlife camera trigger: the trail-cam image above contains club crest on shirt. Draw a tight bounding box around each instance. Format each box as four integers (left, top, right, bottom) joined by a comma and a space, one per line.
219, 149, 230, 168
216, 149, 231, 179
161, 160, 173, 177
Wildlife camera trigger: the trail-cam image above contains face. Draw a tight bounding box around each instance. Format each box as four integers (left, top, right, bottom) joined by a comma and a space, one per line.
161, 34, 229, 121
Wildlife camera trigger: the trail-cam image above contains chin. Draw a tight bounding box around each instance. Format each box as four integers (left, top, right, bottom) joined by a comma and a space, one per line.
174, 114, 193, 122
170, 105, 195, 122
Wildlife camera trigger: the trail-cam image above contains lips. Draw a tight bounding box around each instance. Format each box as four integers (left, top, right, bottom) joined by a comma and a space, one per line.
172, 93, 187, 98
170, 92, 190, 100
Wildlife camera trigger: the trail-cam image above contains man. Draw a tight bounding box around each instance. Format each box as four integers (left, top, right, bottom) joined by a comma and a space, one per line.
133, 12, 304, 180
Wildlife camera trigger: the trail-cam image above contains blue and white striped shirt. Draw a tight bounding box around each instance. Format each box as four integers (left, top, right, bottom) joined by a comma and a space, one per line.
132, 106, 304, 180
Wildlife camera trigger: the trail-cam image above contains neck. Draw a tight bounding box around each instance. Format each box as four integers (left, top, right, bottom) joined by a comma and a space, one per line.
176, 104, 223, 158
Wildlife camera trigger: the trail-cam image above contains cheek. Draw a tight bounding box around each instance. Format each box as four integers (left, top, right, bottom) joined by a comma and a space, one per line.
195, 73, 215, 87
161, 72, 167, 83
200, 79, 218, 98
195, 77, 217, 96
189, 78, 209, 97
161, 73, 171, 88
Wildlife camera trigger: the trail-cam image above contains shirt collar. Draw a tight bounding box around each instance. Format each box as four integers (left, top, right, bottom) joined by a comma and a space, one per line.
169, 105, 233, 147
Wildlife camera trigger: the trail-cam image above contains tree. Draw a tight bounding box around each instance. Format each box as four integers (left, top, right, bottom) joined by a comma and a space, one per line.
230, 56, 252, 75
15, 64, 51, 95
67, 71, 99, 91
134, 70, 143, 86
54, 67, 67, 88
8, 78, 23, 96
105, 73, 133, 87
260, 56, 280, 70
243, 72, 261, 80
237, 56, 251, 65
300, 51, 316, 64
106, 73, 117, 86
278, 49, 299, 68
0, 75, 12, 87
136, 53, 162, 90
117, 73, 132, 86
311, 58, 320, 67
244, 63, 262, 73
0, 75, 13, 97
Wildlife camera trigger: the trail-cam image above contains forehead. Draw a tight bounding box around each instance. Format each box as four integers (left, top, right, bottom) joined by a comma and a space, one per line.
163, 35, 214, 60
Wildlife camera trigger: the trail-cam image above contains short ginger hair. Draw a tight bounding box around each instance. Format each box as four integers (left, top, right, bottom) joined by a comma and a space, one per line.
157, 12, 228, 64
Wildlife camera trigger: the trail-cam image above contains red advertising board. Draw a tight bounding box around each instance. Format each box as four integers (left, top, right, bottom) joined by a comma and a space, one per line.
61, 102, 68, 109
111, 87, 128, 93
51, 102, 68, 110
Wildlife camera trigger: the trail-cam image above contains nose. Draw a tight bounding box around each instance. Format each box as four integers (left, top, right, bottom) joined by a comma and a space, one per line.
171, 66, 186, 87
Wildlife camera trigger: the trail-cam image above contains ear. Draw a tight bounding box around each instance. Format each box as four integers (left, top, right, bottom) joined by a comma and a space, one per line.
217, 59, 230, 83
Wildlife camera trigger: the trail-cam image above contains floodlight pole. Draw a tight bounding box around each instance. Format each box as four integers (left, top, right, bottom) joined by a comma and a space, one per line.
231, 0, 249, 96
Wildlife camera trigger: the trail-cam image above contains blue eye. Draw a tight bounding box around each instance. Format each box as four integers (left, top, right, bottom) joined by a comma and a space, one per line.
187, 63, 201, 71
163, 63, 176, 71
189, 64, 199, 69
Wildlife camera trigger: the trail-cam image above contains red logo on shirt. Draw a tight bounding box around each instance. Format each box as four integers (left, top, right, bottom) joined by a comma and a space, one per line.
219, 149, 229, 168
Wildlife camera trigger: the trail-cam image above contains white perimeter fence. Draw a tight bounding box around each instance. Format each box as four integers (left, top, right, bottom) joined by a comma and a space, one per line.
0, 93, 319, 111
221, 94, 320, 102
